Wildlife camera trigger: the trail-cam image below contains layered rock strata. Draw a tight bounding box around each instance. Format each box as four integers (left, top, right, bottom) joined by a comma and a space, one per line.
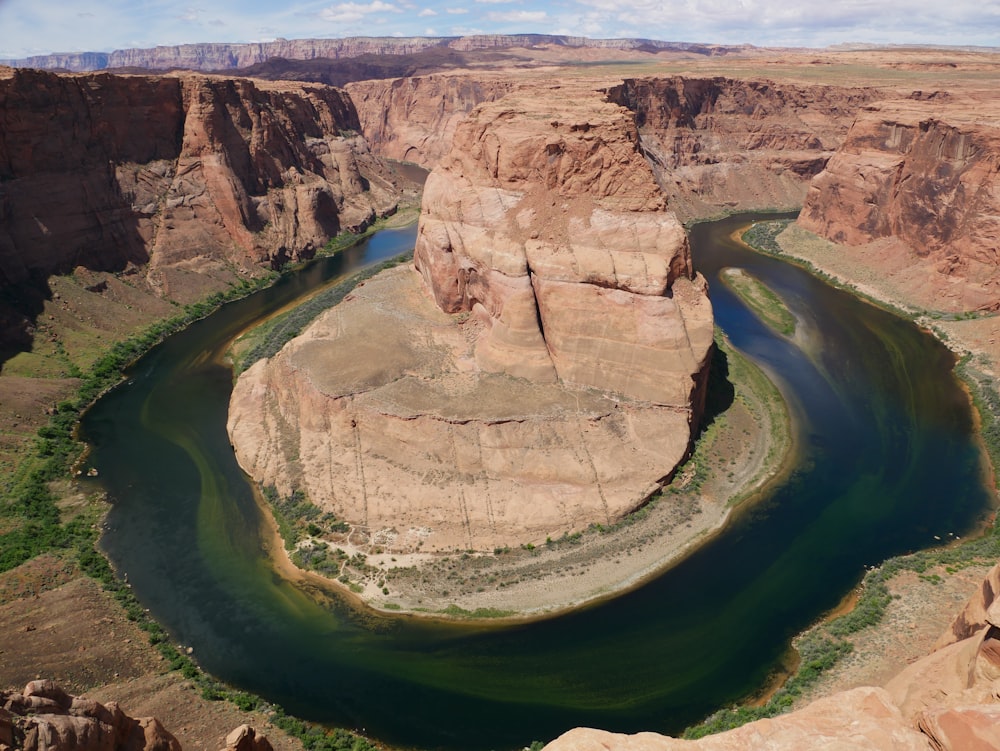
798, 94, 1000, 309
607, 77, 886, 221
543, 561, 1000, 751
346, 75, 516, 167
0, 67, 399, 303
228, 84, 713, 552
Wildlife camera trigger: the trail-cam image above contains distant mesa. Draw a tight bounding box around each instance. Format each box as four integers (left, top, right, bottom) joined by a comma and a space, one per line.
0, 35, 753, 73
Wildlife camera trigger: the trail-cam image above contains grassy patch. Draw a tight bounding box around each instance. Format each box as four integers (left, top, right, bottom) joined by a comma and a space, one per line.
0, 227, 395, 751
720, 267, 796, 337
440, 604, 517, 619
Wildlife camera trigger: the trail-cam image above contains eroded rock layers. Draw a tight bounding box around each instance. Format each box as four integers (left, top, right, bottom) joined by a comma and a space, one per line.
228, 84, 713, 552
346, 74, 517, 167
0, 67, 399, 305
607, 77, 886, 221
799, 94, 1000, 308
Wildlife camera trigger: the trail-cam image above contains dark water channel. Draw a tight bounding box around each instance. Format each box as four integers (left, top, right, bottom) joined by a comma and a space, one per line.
82, 214, 994, 750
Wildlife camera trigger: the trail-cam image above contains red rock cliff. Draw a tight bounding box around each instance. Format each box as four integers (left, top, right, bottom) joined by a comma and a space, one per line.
0, 67, 399, 305
606, 77, 886, 220
798, 94, 1000, 307
345, 74, 516, 167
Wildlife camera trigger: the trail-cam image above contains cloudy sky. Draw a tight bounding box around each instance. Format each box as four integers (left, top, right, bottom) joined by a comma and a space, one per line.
0, 0, 997, 59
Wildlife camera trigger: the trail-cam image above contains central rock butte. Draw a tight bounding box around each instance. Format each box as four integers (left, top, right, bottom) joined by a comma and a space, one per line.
227, 82, 714, 552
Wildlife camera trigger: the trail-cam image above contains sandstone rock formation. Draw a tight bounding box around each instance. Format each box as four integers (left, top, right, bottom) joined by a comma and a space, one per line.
220, 725, 273, 751
798, 93, 1000, 310
0, 66, 402, 351
542, 561, 1000, 751
228, 83, 713, 552
0, 679, 180, 751
346, 75, 516, 167
606, 77, 886, 221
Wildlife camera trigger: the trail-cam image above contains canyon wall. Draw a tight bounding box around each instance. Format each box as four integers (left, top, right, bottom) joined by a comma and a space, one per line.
0, 67, 401, 351
228, 82, 713, 552
607, 77, 886, 221
798, 94, 1000, 309
345, 75, 516, 167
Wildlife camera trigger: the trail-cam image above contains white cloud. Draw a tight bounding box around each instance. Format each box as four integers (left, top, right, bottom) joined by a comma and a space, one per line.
418, 7, 437, 15
319, 0, 399, 24
488, 9, 546, 22
445, 7, 469, 14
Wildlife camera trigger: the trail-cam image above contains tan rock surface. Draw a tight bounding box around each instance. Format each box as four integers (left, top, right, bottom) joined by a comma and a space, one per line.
544, 688, 933, 750
414, 83, 713, 407
230, 82, 712, 552
229, 265, 695, 552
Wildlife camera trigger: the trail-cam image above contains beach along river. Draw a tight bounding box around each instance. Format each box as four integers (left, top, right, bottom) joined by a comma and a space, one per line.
81, 214, 994, 750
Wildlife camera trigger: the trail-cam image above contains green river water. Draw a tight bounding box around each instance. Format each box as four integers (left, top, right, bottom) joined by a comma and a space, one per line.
82, 214, 994, 750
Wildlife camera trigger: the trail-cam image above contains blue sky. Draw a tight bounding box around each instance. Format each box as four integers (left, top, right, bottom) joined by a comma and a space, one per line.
1, 0, 997, 59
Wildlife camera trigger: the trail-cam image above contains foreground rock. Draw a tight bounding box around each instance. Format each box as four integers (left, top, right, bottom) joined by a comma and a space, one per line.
544, 561, 1000, 751
1, 679, 180, 751
229, 83, 713, 553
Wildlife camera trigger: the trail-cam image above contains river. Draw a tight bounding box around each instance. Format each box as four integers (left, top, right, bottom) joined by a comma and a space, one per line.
81, 213, 994, 750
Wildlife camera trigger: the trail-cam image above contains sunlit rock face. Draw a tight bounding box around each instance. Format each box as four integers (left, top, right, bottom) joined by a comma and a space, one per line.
798, 95, 1000, 309
228, 83, 714, 553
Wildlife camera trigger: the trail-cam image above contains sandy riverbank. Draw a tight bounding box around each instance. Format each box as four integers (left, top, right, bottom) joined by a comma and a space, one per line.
256, 327, 795, 620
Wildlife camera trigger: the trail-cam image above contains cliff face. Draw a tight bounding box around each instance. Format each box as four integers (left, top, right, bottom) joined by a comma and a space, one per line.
228, 83, 713, 553
0, 67, 400, 350
414, 85, 712, 407
798, 95, 1000, 308
607, 77, 886, 220
345, 75, 516, 167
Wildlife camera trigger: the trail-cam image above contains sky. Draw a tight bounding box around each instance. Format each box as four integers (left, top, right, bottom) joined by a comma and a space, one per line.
1, 0, 997, 60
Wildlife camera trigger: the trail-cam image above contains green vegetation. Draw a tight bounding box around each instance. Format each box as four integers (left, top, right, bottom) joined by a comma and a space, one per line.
232, 251, 413, 373
720, 267, 796, 337
741, 219, 793, 255
440, 604, 517, 619
0, 229, 394, 751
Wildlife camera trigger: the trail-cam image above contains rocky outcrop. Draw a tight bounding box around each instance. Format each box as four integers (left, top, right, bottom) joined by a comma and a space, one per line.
607, 77, 886, 221
543, 561, 1000, 751
414, 85, 712, 407
228, 83, 713, 552
345, 75, 516, 167
0, 679, 180, 751
545, 688, 934, 750
0, 66, 401, 350
220, 725, 273, 751
2, 35, 751, 73
798, 94, 1000, 309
